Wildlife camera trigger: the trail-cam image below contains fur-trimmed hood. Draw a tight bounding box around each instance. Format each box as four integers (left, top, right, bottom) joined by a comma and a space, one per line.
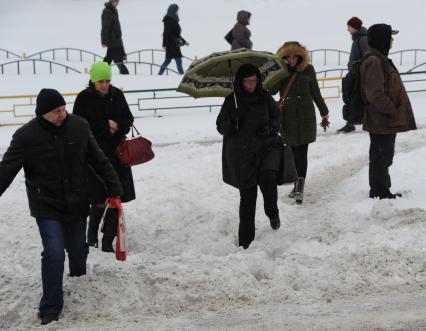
276, 42, 310, 72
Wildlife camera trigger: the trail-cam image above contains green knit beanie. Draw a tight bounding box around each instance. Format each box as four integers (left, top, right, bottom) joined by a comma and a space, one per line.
89, 61, 112, 83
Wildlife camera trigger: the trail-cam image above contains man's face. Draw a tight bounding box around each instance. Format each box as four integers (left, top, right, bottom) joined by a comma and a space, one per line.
347, 25, 357, 34
94, 80, 111, 95
111, 0, 119, 8
42, 106, 67, 127
390, 37, 394, 49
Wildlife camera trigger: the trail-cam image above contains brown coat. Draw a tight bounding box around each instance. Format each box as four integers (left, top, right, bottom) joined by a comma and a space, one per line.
360, 48, 417, 134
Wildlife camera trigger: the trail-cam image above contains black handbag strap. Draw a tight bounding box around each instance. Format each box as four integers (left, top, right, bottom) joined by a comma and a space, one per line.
130, 125, 141, 138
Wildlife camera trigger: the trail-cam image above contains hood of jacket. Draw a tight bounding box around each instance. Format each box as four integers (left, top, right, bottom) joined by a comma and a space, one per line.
276, 41, 310, 72
237, 10, 251, 25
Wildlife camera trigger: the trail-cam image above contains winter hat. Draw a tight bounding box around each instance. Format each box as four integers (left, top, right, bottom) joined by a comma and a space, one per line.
347, 17, 363, 30
367, 24, 399, 56
35, 89, 66, 116
89, 61, 112, 83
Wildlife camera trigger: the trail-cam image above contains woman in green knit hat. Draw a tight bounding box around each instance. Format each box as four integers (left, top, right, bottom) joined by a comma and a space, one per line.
73, 61, 135, 252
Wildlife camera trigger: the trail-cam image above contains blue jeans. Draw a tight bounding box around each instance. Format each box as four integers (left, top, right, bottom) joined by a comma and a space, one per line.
159, 57, 184, 75
36, 219, 88, 315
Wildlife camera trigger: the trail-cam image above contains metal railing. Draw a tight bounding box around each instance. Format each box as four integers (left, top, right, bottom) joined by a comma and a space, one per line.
0, 48, 21, 59
316, 68, 349, 79
26, 48, 103, 62
389, 49, 426, 66
2, 71, 426, 126
126, 49, 193, 65
111, 61, 180, 75
310, 49, 350, 66
0, 59, 81, 75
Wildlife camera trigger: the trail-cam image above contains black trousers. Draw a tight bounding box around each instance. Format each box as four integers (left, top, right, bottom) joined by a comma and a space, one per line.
369, 133, 396, 196
238, 171, 279, 249
291, 144, 309, 178
104, 47, 129, 75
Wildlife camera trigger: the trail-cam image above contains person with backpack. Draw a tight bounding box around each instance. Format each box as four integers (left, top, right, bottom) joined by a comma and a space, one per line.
158, 4, 189, 75
338, 17, 368, 133
274, 42, 330, 205
227, 10, 253, 50
0, 89, 122, 325
360, 24, 417, 199
101, 0, 129, 75
216, 64, 282, 249
73, 62, 136, 252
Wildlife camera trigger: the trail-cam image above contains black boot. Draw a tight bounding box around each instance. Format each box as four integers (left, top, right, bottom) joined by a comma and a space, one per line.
294, 177, 305, 205
369, 190, 402, 199
39, 313, 59, 325
270, 216, 281, 230
337, 123, 355, 133
101, 209, 118, 253
87, 206, 104, 248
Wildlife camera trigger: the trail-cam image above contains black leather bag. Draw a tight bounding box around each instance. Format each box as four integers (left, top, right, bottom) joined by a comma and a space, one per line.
277, 144, 298, 185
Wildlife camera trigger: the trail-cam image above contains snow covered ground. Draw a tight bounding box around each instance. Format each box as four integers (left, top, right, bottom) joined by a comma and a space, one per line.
1, 0, 426, 330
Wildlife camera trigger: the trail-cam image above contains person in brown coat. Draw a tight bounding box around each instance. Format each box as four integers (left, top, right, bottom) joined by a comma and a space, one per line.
360, 24, 417, 199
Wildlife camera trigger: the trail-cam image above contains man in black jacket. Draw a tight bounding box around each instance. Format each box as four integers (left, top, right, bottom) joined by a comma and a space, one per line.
0, 89, 123, 325
338, 16, 369, 133
101, 0, 129, 74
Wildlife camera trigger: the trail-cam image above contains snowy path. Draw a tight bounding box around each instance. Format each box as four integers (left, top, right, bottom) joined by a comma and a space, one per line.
1, 125, 425, 330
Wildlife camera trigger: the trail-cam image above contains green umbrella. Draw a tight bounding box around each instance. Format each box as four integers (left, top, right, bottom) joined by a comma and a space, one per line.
176, 48, 289, 98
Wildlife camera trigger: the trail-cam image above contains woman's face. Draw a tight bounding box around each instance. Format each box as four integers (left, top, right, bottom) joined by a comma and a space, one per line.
285, 54, 299, 68
176, 8, 180, 16
242, 74, 258, 93
94, 80, 111, 95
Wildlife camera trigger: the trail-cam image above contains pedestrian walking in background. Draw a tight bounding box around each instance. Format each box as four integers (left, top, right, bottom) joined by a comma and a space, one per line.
338, 16, 369, 133
229, 10, 253, 50
101, 0, 129, 74
159, 4, 189, 75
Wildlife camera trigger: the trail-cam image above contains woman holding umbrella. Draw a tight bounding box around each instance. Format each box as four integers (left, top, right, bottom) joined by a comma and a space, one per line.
216, 64, 283, 249
158, 4, 189, 75
274, 42, 330, 205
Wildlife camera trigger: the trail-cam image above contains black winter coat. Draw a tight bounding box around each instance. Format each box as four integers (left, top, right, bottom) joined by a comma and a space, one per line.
0, 115, 123, 222
73, 85, 136, 203
162, 15, 185, 59
101, 2, 124, 48
348, 27, 369, 71
217, 91, 282, 190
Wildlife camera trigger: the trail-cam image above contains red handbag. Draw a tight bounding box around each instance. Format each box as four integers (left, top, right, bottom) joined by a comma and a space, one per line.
115, 125, 155, 167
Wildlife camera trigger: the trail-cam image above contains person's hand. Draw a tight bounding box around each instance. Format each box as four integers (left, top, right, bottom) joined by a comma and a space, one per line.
102, 44, 107, 48
109, 120, 118, 134
320, 114, 330, 132
162, 46, 167, 51
185, 41, 190, 46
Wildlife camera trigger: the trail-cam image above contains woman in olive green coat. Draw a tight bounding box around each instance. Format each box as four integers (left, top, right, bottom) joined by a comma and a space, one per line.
274, 41, 330, 204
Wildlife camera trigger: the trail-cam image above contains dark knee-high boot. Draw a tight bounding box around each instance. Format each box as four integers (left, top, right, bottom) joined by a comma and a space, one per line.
101, 209, 118, 253
88, 206, 105, 247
